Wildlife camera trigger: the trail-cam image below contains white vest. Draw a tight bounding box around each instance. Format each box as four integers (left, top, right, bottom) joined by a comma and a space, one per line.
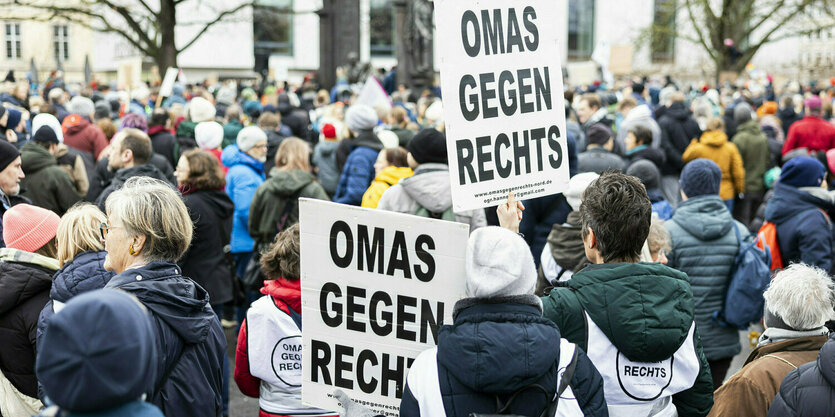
406, 338, 585, 417
584, 312, 701, 417
246, 295, 333, 416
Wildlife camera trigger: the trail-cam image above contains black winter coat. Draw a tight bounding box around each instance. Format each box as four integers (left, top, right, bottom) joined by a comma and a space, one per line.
19, 142, 83, 215
179, 189, 235, 305
263, 129, 286, 175
88, 155, 175, 203
105, 261, 226, 417
94, 163, 174, 211
400, 299, 608, 417
764, 183, 834, 272
150, 129, 179, 168
768, 333, 835, 417
0, 252, 56, 398
658, 102, 702, 175
778, 107, 802, 138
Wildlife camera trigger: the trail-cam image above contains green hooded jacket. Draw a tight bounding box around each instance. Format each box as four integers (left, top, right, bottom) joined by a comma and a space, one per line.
542, 262, 714, 416
248, 169, 329, 246
731, 120, 770, 193
19, 142, 82, 216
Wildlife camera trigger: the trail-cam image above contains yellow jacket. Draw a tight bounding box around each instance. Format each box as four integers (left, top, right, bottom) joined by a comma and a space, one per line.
361, 166, 414, 209
683, 130, 746, 200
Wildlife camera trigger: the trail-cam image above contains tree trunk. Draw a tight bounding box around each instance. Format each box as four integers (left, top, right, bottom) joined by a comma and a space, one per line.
157, 0, 178, 73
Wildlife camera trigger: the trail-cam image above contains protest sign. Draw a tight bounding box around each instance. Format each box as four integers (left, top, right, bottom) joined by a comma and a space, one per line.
299, 199, 468, 415
158, 67, 180, 98
435, 0, 569, 212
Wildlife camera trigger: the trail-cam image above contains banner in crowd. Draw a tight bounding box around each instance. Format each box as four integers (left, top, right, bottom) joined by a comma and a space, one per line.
435, 0, 569, 211
299, 199, 468, 415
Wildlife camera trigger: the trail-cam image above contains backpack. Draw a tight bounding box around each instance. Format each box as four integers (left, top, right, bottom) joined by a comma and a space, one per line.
470, 347, 579, 417
714, 223, 772, 329
756, 221, 783, 271
414, 205, 456, 221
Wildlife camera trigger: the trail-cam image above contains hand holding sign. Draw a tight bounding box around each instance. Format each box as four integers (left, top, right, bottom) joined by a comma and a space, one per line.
497, 193, 524, 233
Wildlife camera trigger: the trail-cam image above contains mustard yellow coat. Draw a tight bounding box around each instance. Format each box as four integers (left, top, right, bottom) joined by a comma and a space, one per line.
682, 130, 746, 200
361, 166, 414, 209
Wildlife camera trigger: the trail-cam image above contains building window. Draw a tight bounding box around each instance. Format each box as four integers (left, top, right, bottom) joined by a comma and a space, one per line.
568, 0, 594, 60
254, 0, 293, 56
369, 0, 394, 57
651, 0, 676, 63
5, 23, 21, 59
53, 25, 69, 61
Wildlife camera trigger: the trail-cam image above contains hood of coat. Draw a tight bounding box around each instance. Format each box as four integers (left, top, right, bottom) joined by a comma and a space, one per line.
0, 248, 57, 315
62, 114, 92, 135
765, 182, 835, 224
50, 250, 114, 303
351, 130, 384, 151
547, 211, 585, 270
665, 102, 692, 122
819, 334, 835, 388
20, 142, 57, 174
570, 262, 694, 362
777, 107, 798, 119
176, 120, 197, 139
105, 261, 214, 344
736, 120, 763, 137
437, 301, 561, 394
316, 140, 339, 157
375, 166, 413, 185
261, 278, 301, 313
625, 104, 653, 123
221, 144, 264, 174
699, 130, 729, 147
583, 107, 610, 128
263, 169, 317, 197
671, 195, 733, 241
188, 189, 234, 220
400, 163, 452, 212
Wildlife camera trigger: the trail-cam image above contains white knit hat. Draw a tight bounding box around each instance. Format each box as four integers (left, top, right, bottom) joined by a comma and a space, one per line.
377, 130, 399, 149
465, 226, 537, 299
187, 97, 216, 123
195, 121, 224, 150
565, 172, 600, 212
69, 96, 95, 117
236, 126, 267, 152
31, 113, 64, 143
345, 104, 378, 132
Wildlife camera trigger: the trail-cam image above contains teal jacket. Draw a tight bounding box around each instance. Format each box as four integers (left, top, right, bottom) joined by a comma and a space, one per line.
542, 262, 714, 417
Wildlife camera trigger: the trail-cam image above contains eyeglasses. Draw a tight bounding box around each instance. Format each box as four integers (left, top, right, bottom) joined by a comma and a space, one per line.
254, 144, 268, 150
99, 222, 123, 240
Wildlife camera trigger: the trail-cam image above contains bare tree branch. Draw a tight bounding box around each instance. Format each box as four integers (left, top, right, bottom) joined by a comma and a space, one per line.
683, 0, 717, 61
176, 1, 251, 53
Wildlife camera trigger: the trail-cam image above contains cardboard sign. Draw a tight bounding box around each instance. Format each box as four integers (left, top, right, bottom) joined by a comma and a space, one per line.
435, 0, 569, 212
158, 67, 180, 98
299, 199, 468, 415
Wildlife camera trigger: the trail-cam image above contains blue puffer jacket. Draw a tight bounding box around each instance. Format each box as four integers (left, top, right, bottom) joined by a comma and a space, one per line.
764, 182, 834, 272
105, 262, 226, 417
222, 144, 265, 253
400, 297, 608, 417
37, 251, 114, 346
666, 195, 743, 361
768, 333, 835, 417
333, 132, 383, 205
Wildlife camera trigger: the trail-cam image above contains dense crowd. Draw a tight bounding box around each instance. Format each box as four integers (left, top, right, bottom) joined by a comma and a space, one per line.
0, 70, 835, 417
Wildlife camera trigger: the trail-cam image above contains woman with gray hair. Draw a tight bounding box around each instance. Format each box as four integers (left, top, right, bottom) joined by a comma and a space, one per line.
711, 263, 833, 416
102, 177, 226, 417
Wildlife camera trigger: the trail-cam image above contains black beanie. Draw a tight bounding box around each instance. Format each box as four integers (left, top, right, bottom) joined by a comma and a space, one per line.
408, 128, 448, 165
0, 139, 20, 172
33, 125, 59, 144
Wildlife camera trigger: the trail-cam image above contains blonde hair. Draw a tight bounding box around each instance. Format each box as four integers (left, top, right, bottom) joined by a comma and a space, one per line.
764, 263, 835, 330
57, 203, 107, 266
706, 117, 725, 132
105, 177, 193, 262
275, 137, 311, 172
646, 217, 671, 259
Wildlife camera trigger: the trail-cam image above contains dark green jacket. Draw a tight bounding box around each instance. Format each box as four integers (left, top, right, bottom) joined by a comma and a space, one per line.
223, 120, 243, 149
732, 120, 770, 193
19, 142, 82, 215
542, 262, 714, 417
248, 169, 329, 246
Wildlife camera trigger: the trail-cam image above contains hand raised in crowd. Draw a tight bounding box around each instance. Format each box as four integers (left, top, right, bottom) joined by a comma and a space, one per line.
497, 192, 524, 234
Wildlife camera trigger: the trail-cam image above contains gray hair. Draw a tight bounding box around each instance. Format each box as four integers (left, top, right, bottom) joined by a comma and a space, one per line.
105, 177, 193, 262
764, 263, 835, 330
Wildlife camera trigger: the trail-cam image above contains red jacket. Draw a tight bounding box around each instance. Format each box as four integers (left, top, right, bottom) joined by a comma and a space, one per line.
61, 115, 109, 159
234, 279, 336, 417
782, 116, 835, 155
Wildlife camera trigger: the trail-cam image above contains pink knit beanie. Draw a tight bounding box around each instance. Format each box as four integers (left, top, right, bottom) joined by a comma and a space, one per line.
3, 204, 60, 253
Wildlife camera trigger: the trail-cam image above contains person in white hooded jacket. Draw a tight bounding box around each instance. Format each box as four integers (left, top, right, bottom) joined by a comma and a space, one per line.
616, 97, 662, 153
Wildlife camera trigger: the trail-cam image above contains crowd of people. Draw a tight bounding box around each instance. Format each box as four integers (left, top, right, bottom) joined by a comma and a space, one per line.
1, 69, 835, 417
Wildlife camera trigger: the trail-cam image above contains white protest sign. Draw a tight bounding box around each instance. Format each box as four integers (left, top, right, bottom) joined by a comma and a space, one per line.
158, 67, 180, 97
435, 0, 569, 211
300, 199, 468, 416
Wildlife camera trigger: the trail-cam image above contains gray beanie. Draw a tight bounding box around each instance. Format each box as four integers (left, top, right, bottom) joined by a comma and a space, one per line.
236, 126, 267, 152
734, 102, 753, 125
345, 104, 378, 133
627, 160, 661, 190
69, 96, 95, 118
465, 227, 537, 301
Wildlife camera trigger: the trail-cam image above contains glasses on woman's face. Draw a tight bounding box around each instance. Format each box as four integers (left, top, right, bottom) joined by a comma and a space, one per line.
99, 222, 122, 240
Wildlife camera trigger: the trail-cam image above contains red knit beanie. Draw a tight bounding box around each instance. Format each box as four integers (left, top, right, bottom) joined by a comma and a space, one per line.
3, 204, 60, 253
